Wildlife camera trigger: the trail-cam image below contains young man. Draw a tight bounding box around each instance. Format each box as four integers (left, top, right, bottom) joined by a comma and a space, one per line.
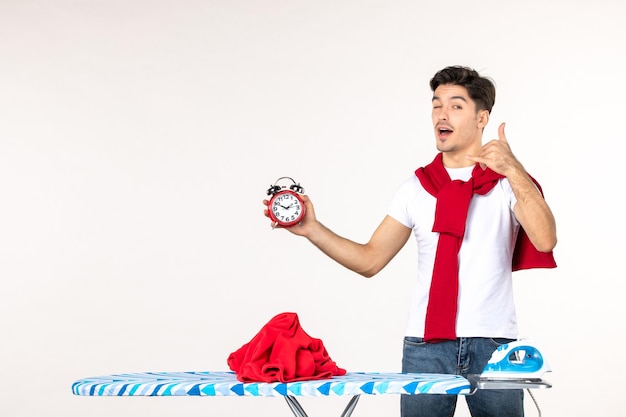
263, 66, 557, 417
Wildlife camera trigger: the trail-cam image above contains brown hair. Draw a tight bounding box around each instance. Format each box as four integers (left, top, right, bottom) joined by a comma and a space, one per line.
430, 66, 496, 113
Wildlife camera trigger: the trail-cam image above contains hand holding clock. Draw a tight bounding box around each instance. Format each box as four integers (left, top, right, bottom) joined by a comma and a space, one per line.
264, 177, 311, 230
263, 193, 316, 236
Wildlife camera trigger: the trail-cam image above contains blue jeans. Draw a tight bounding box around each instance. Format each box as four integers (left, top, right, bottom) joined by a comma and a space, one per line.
401, 337, 524, 417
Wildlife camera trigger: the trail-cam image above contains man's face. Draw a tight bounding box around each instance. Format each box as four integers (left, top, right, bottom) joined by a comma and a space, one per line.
431, 84, 488, 155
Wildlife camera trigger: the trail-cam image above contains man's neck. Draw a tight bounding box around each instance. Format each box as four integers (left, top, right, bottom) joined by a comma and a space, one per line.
441, 152, 477, 169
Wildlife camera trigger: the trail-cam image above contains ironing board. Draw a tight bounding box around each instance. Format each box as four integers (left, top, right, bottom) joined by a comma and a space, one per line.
72, 371, 472, 417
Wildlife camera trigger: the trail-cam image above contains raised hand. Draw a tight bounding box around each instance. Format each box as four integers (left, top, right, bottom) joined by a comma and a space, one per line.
465, 123, 525, 177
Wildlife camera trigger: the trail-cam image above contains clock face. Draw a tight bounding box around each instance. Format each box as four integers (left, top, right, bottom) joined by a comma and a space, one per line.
270, 191, 305, 226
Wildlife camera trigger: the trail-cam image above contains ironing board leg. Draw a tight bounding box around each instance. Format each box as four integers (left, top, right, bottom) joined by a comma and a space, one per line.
285, 396, 309, 417
339, 395, 360, 417
284, 395, 361, 417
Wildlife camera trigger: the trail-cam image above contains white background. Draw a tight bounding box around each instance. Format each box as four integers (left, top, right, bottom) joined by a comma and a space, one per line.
1, 0, 624, 416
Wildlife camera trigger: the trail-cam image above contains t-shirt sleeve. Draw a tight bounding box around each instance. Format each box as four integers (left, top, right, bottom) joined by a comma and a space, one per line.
387, 177, 416, 229
499, 178, 520, 227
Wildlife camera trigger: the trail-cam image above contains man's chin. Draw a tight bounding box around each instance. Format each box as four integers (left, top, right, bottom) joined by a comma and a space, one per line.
436, 143, 454, 153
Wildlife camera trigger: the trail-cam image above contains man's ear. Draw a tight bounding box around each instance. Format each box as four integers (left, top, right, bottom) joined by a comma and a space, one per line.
477, 109, 489, 129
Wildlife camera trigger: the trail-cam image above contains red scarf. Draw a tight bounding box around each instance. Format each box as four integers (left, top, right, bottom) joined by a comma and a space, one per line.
227, 312, 346, 382
415, 153, 556, 342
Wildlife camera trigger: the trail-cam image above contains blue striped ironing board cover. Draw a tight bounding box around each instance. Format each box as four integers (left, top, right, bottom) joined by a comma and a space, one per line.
72, 371, 471, 397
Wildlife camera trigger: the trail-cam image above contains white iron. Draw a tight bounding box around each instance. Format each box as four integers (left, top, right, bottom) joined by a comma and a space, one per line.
469, 340, 552, 390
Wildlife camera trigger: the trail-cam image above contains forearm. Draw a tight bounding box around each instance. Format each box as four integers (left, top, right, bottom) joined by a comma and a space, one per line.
508, 168, 557, 252
304, 221, 380, 277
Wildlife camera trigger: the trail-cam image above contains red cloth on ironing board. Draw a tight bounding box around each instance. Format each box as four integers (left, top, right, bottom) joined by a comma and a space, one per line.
415, 153, 556, 343
227, 312, 346, 383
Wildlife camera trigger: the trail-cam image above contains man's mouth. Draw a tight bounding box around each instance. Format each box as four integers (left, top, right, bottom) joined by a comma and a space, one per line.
437, 124, 454, 138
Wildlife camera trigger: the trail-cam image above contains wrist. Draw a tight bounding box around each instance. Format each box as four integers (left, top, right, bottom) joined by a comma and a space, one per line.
305, 220, 327, 242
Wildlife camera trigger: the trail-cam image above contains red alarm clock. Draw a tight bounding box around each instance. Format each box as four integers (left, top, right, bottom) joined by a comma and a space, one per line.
266, 177, 306, 228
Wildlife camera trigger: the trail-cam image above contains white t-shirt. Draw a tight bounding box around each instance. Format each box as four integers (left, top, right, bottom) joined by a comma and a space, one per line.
388, 166, 520, 339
